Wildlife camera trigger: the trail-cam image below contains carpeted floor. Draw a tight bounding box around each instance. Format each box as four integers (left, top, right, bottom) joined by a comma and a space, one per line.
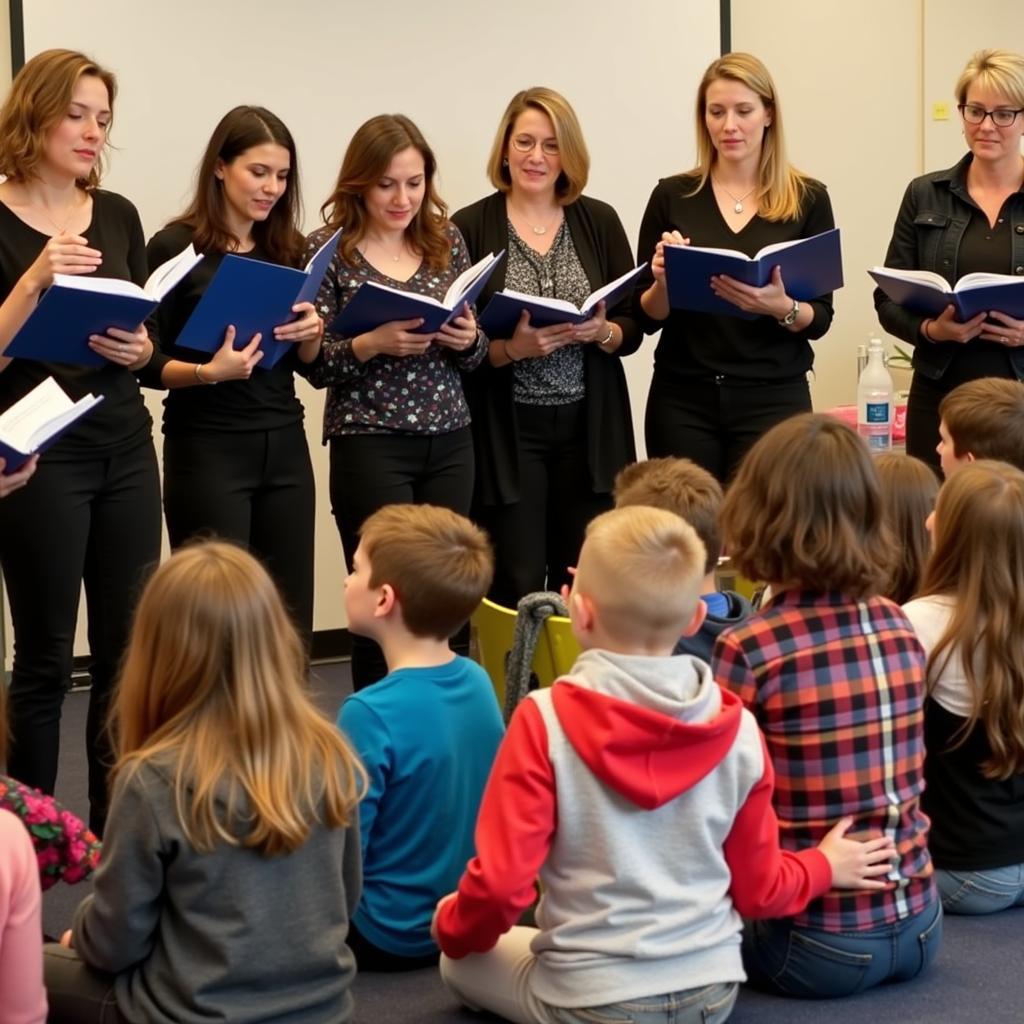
39, 663, 1024, 1024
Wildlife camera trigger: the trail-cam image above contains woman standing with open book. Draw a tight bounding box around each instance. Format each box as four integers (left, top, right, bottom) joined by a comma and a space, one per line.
638, 52, 835, 483
0, 50, 163, 834
875, 49, 1024, 470
146, 106, 324, 641
305, 114, 486, 689
453, 87, 640, 606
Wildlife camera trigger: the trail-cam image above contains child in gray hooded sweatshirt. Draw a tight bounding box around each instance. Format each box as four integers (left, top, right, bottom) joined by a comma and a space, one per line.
433, 506, 897, 1024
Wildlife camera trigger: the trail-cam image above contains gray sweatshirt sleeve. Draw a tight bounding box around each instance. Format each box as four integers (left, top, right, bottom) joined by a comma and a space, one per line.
72, 765, 167, 973
343, 809, 362, 921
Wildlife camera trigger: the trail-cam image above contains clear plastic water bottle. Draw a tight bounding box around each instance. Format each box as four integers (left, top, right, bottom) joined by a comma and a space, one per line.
857, 337, 893, 452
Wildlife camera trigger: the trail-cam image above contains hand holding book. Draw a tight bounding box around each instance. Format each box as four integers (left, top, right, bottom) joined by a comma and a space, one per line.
20, 233, 103, 298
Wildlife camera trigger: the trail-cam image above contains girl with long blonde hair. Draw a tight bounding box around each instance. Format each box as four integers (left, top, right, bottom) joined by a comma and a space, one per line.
44, 541, 367, 1023
638, 52, 836, 482
903, 460, 1024, 914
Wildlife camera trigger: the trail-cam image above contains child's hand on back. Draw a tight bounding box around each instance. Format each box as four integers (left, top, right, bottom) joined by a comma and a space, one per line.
431, 892, 457, 944
818, 816, 898, 890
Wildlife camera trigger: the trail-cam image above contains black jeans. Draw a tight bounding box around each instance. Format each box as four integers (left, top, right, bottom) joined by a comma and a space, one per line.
347, 920, 440, 973
43, 945, 128, 1024
480, 400, 612, 607
645, 372, 813, 483
163, 424, 316, 639
0, 440, 161, 834
329, 427, 474, 689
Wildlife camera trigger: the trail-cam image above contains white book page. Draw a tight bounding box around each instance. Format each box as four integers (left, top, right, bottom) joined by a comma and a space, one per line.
871, 267, 950, 291
956, 272, 1023, 291
755, 237, 809, 260
0, 377, 73, 451
443, 253, 490, 306
668, 243, 747, 260
365, 280, 446, 309
51, 273, 146, 298
499, 288, 580, 316
26, 394, 103, 450
581, 265, 645, 314
144, 244, 203, 298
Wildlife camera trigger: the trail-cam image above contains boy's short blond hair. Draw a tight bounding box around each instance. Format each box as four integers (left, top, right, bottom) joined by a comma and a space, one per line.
359, 504, 494, 640
613, 458, 723, 575
575, 506, 705, 646
939, 378, 1024, 469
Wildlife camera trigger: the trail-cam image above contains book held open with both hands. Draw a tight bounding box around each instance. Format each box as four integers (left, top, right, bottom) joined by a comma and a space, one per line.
5, 245, 203, 367
0, 377, 103, 470
869, 267, 1024, 321
664, 228, 844, 319
329, 251, 505, 338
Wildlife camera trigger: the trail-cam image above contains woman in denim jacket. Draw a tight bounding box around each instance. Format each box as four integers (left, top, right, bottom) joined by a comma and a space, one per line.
875, 49, 1024, 469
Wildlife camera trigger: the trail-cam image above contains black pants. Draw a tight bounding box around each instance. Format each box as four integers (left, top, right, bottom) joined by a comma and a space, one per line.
480, 401, 612, 607
645, 372, 813, 483
347, 921, 440, 973
329, 428, 474, 690
0, 440, 161, 834
163, 424, 316, 639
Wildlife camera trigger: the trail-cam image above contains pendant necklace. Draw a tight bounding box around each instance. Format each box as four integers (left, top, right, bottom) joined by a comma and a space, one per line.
512, 202, 562, 236
713, 176, 757, 214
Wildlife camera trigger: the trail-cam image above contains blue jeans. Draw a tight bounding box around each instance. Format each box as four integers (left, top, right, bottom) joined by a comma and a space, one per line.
546, 983, 737, 1024
742, 897, 942, 999
937, 865, 1024, 915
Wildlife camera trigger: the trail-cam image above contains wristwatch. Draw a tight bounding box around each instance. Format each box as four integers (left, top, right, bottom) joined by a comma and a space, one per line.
777, 299, 800, 327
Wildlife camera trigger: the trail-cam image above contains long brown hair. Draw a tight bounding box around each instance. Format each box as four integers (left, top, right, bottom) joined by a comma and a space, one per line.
721, 413, 893, 597
168, 106, 304, 266
918, 460, 1024, 780
686, 52, 812, 222
876, 453, 939, 604
111, 541, 366, 855
320, 114, 451, 272
0, 48, 116, 189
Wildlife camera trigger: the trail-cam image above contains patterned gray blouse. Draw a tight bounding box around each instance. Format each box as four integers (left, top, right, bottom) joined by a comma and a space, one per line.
505, 221, 590, 406
303, 222, 487, 440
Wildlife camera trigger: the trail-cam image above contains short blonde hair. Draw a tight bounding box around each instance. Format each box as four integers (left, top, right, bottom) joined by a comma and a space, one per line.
575, 506, 705, 646
360, 504, 494, 640
614, 458, 724, 575
721, 413, 893, 597
687, 52, 811, 222
0, 48, 116, 188
955, 49, 1024, 108
486, 87, 589, 205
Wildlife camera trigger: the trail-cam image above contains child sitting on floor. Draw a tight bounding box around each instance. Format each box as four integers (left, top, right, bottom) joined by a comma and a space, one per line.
614, 456, 750, 660
433, 505, 895, 1024
875, 452, 938, 604
903, 461, 1024, 915
714, 413, 940, 999
339, 504, 505, 970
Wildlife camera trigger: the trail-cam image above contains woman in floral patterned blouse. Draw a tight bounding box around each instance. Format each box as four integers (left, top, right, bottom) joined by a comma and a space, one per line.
305, 115, 486, 689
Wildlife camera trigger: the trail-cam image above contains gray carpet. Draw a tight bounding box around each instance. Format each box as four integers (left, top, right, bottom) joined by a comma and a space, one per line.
39, 666, 1024, 1024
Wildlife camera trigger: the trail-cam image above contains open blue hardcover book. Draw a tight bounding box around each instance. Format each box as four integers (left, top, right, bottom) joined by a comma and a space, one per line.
174, 227, 342, 370
664, 228, 843, 319
5, 245, 202, 367
330, 251, 504, 338
0, 376, 104, 470
869, 267, 1024, 321
477, 263, 647, 339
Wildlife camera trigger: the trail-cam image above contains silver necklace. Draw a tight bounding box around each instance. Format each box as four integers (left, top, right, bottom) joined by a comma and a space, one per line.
512, 203, 561, 236
366, 238, 403, 263
713, 176, 757, 214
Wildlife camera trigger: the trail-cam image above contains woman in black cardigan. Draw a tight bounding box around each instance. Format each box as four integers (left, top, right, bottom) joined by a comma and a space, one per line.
453, 87, 640, 605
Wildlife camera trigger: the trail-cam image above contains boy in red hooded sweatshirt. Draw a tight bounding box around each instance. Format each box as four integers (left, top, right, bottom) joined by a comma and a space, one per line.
432, 505, 897, 1024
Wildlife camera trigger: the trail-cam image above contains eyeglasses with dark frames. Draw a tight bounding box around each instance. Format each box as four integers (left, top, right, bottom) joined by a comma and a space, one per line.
958, 103, 1024, 127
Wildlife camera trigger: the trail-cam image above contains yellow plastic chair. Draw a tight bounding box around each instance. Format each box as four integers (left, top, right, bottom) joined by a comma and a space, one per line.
541, 614, 580, 683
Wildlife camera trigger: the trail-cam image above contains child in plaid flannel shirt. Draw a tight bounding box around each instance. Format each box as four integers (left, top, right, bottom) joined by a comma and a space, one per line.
713, 412, 941, 999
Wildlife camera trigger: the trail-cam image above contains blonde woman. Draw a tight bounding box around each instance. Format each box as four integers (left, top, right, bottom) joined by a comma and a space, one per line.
904, 461, 1024, 915
43, 542, 367, 1023
875, 49, 1024, 470
638, 53, 835, 482
454, 87, 640, 605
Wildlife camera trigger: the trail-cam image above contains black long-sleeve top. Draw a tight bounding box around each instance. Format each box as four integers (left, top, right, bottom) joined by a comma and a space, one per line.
146, 223, 308, 437
452, 192, 639, 506
0, 190, 158, 457
636, 174, 835, 382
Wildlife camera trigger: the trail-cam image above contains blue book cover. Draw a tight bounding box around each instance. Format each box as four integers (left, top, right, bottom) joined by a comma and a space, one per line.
869, 268, 1024, 321
174, 227, 342, 370
330, 251, 503, 338
478, 263, 646, 339
665, 228, 843, 319
5, 245, 202, 367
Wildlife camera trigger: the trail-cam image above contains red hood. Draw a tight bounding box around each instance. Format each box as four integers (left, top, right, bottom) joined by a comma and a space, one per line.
551, 681, 744, 809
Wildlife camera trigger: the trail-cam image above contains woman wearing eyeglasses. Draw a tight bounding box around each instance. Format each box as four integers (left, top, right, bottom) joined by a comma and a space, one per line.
453, 87, 640, 605
876, 48, 1024, 469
